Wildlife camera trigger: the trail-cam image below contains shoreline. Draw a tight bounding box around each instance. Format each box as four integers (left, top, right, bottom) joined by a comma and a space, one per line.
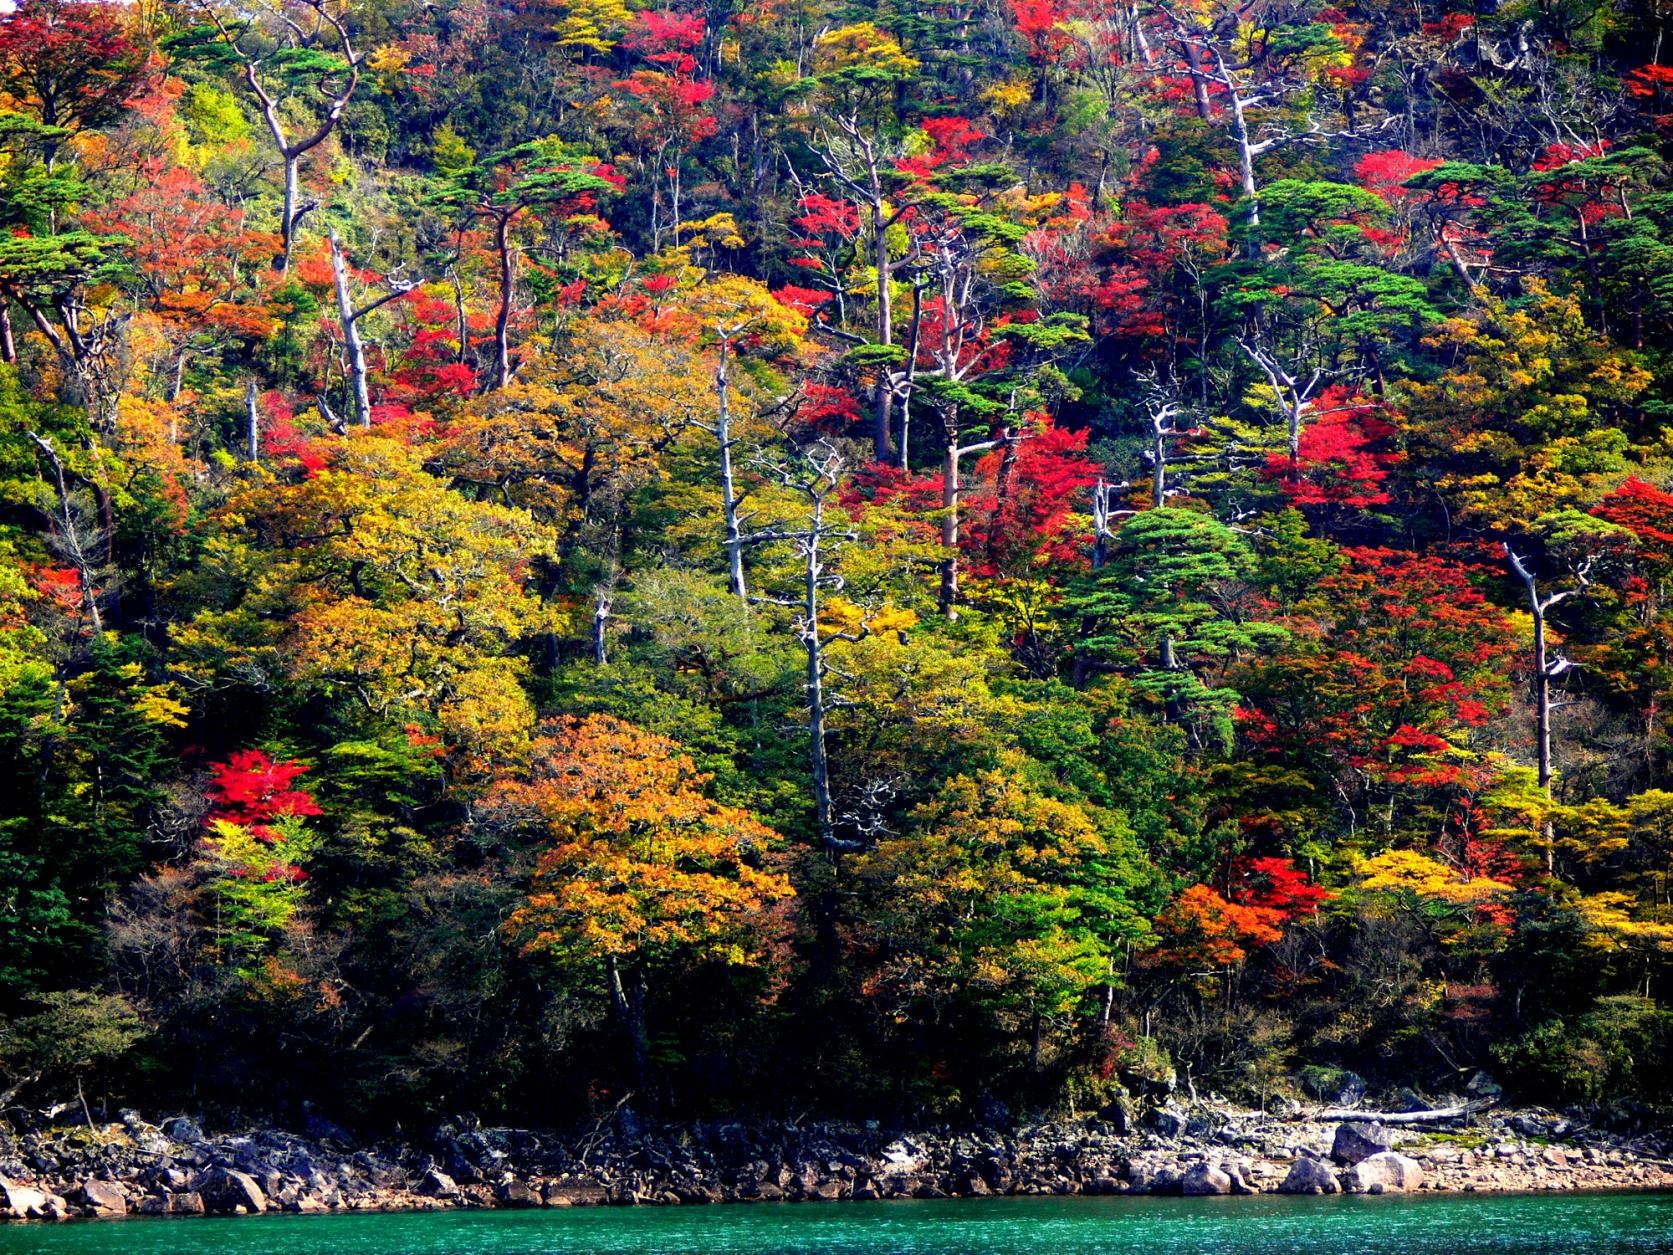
3, 1105, 1670, 1222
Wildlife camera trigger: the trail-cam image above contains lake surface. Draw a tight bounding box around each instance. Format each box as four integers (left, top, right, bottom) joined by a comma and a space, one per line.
0, 1192, 1669, 1255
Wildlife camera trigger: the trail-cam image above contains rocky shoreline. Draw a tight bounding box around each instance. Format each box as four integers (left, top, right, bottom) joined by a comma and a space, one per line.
2, 1103, 1670, 1222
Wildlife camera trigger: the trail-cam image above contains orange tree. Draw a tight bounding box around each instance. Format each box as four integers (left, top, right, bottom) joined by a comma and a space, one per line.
497, 714, 793, 1096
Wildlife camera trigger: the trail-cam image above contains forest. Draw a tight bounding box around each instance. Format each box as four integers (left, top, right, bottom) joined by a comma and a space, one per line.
0, 0, 1671, 1131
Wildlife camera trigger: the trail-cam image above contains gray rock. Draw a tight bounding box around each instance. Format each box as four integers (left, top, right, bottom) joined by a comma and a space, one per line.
1344, 1152, 1424, 1194
1225, 1162, 1259, 1195
1181, 1162, 1232, 1195
1300, 1067, 1367, 1107
542, 1179, 606, 1206
75, 1180, 127, 1217
496, 1177, 538, 1207
1466, 1072, 1504, 1102
1146, 1166, 1183, 1195
419, 1168, 459, 1198
1148, 1107, 1189, 1138
879, 1140, 924, 1171
202, 1167, 268, 1215
1097, 1096, 1135, 1135
1331, 1121, 1392, 1166
1278, 1157, 1341, 1195
162, 1117, 206, 1145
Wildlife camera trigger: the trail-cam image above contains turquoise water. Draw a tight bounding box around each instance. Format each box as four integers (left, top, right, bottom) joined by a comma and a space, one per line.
0, 1193, 1669, 1254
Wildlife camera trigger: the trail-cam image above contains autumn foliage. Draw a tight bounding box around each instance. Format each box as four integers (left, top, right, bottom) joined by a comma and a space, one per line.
2, 0, 1673, 1125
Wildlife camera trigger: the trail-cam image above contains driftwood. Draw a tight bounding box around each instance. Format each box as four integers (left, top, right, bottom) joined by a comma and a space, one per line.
1312, 1100, 1492, 1124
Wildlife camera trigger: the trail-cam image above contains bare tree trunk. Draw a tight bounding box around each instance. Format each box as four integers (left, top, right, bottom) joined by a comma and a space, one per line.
716, 338, 748, 601
938, 416, 1003, 619
592, 587, 611, 665
245, 379, 261, 461
1182, 41, 1215, 120
281, 155, 303, 266
329, 230, 373, 427
1091, 480, 1115, 569
897, 281, 923, 471
803, 504, 836, 850
939, 421, 962, 618
25, 432, 103, 633
493, 216, 516, 390
872, 200, 895, 463
1505, 546, 1586, 873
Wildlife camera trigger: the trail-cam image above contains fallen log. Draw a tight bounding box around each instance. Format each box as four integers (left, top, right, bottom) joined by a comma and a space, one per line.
1310, 1101, 1492, 1124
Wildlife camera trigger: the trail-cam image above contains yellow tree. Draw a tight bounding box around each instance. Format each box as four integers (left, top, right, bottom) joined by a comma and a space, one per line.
179, 434, 553, 756
1575, 893, 1673, 995
664, 274, 807, 602
497, 714, 793, 1091
854, 756, 1152, 1070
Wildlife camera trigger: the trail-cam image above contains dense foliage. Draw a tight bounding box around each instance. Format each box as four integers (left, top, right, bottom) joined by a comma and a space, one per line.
2, 0, 1672, 1128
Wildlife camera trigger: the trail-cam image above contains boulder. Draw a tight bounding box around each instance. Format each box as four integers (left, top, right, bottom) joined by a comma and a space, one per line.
161, 1117, 206, 1145
1300, 1067, 1367, 1107
1146, 1166, 1183, 1195
1344, 1152, 1424, 1194
496, 1177, 538, 1207
879, 1140, 925, 1172
419, 1169, 460, 1199
543, 1180, 606, 1207
35, 1193, 71, 1221
202, 1167, 268, 1215
1278, 1157, 1340, 1195
169, 1191, 206, 1217
1096, 1096, 1135, 1135
1180, 1162, 1232, 1195
75, 1180, 127, 1218
1331, 1121, 1392, 1166
1148, 1107, 1189, 1138
1224, 1162, 1259, 1195
0, 1176, 50, 1219
1465, 1072, 1503, 1103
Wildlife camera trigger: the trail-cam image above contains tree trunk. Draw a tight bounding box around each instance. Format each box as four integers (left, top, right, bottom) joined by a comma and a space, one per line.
245, 379, 261, 462
493, 215, 516, 390
872, 200, 895, 463
328, 231, 373, 428
1182, 41, 1215, 120
897, 282, 924, 471
939, 421, 961, 619
716, 338, 748, 601
281, 155, 302, 269
592, 587, 611, 665
803, 497, 836, 851
606, 956, 653, 1097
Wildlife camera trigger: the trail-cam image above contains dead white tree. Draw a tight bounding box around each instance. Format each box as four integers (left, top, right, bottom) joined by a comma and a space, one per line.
1504, 543, 1594, 869
1238, 337, 1327, 470
25, 431, 111, 634
1155, 2, 1394, 230
202, 0, 364, 269
326, 227, 414, 428
748, 440, 864, 855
